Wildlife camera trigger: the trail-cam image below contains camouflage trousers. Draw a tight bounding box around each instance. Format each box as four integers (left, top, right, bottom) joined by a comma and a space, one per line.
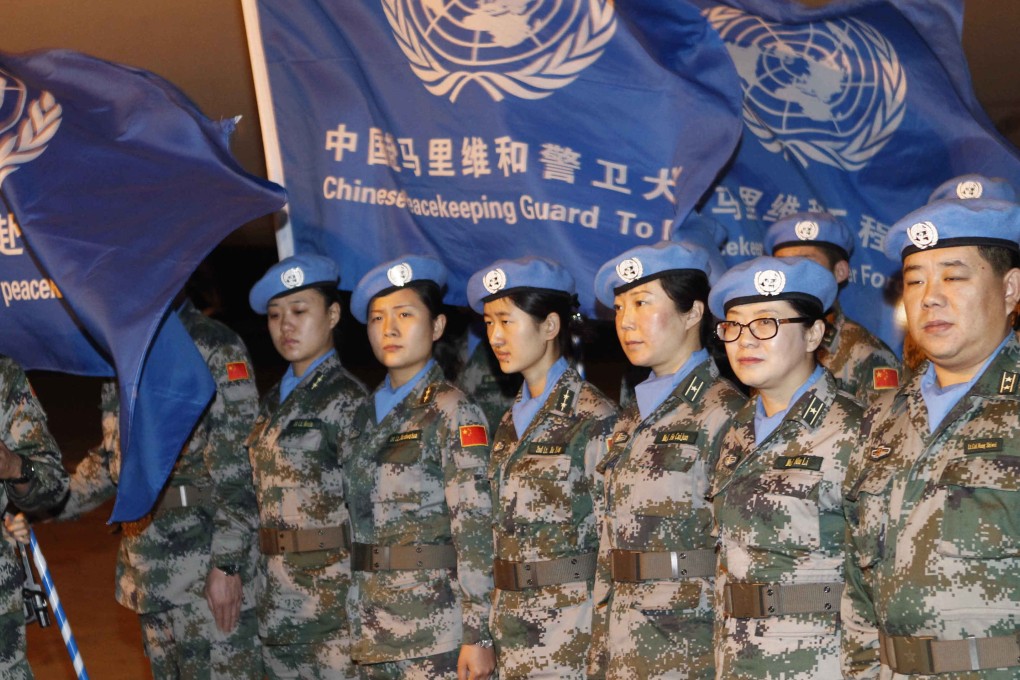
0, 609, 32, 680
262, 637, 354, 680
716, 614, 840, 680
355, 648, 459, 679
604, 581, 714, 680
139, 601, 262, 680
492, 583, 592, 679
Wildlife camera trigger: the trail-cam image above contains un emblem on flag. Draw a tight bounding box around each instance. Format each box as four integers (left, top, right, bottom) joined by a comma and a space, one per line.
0, 72, 62, 188
383, 0, 616, 102
706, 8, 906, 171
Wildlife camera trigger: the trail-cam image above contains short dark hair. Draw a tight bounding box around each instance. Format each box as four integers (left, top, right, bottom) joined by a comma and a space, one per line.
507, 289, 580, 359
658, 270, 716, 352
977, 245, 1020, 277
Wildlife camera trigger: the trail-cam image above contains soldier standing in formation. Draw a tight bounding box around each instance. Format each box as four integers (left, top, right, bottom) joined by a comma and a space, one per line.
589, 242, 745, 679
53, 297, 263, 679
467, 257, 617, 679
0, 356, 69, 680
709, 257, 861, 678
247, 255, 367, 678
764, 212, 901, 403
344, 255, 495, 679
842, 197, 1020, 677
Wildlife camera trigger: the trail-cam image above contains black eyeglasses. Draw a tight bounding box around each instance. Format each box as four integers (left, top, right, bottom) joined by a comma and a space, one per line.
715, 317, 812, 342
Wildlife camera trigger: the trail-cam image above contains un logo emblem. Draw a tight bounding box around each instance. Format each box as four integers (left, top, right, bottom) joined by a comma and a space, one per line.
387, 262, 414, 287
483, 268, 507, 294
907, 221, 939, 250
615, 257, 643, 283
383, 0, 616, 102
0, 72, 62, 188
281, 267, 306, 289
706, 8, 906, 171
754, 269, 786, 296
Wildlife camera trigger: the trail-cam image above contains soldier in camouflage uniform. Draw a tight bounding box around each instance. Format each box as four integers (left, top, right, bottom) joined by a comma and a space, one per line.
247, 255, 367, 679
344, 256, 494, 679
765, 212, 900, 403
456, 323, 521, 435
589, 243, 746, 680
55, 299, 262, 679
467, 257, 617, 679
0, 356, 69, 679
842, 198, 1020, 678
708, 257, 860, 679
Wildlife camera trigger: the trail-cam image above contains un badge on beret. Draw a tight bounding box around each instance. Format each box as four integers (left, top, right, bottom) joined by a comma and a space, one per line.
387, 262, 413, 287
483, 268, 506, 294
795, 220, 819, 241
908, 221, 939, 249
754, 269, 786, 296
281, 267, 305, 289
956, 180, 983, 199
615, 257, 643, 283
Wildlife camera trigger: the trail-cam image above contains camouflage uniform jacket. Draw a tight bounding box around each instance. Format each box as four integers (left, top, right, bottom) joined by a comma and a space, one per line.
489, 367, 617, 668
245, 353, 366, 645
344, 363, 493, 663
590, 358, 745, 679
842, 335, 1020, 679
0, 357, 68, 659
819, 305, 901, 403
62, 303, 259, 614
710, 370, 861, 679
457, 339, 520, 436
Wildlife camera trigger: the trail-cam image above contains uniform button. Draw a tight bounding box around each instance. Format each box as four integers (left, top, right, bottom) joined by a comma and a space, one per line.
525, 564, 531, 571
373, 562, 379, 569
824, 603, 832, 610
823, 586, 831, 593
373, 548, 379, 555
417, 561, 423, 567
416, 546, 422, 553
571, 558, 577, 565
679, 552, 686, 559
526, 578, 533, 585
768, 606, 775, 613
766, 588, 773, 596
317, 529, 324, 535
680, 569, 688, 576
318, 542, 324, 548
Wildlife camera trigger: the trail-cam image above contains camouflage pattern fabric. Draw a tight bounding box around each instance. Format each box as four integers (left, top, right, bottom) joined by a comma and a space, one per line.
354, 646, 459, 679
819, 306, 900, 404
344, 363, 493, 666
590, 359, 745, 680
488, 367, 617, 679
456, 339, 521, 437
139, 602, 261, 679
261, 637, 352, 680
842, 335, 1020, 679
0, 355, 69, 679
245, 353, 365, 678
711, 370, 860, 679
60, 302, 262, 678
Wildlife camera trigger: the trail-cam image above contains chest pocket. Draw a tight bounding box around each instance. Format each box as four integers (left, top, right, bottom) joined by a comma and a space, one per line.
510, 445, 574, 525
371, 435, 425, 508
937, 454, 1020, 559
633, 443, 701, 518
845, 465, 895, 569
756, 469, 823, 552
277, 419, 325, 452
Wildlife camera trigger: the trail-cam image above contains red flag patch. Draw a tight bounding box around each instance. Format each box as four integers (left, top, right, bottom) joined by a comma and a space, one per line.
459, 425, 488, 448
226, 361, 251, 381
873, 367, 899, 390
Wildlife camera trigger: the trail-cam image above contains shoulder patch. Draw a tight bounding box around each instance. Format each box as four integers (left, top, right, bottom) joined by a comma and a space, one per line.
655, 431, 698, 445
999, 371, 1020, 395
226, 361, 251, 381
872, 367, 899, 390
965, 438, 1003, 454
459, 425, 488, 447
774, 455, 823, 471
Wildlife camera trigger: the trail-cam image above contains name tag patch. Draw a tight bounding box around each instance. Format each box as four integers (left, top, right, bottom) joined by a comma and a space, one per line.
655, 431, 698, 445
773, 455, 823, 471
965, 438, 1003, 454
288, 419, 320, 431
529, 443, 566, 456
387, 430, 422, 445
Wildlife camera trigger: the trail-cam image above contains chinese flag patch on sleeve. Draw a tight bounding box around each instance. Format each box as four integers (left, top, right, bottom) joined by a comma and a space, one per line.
873, 367, 899, 390
226, 361, 251, 381
459, 425, 488, 447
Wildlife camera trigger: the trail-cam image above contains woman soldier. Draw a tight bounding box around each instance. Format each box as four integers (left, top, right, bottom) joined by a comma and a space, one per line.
588, 242, 745, 679
707, 256, 861, 679
343, 255, 495, 680
247, 255, 367, 679
466, 257, 617, 679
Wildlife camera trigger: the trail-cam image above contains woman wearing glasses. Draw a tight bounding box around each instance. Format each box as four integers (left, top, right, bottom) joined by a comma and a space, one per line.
588, 242, 745, 679
706, 256, 862, 679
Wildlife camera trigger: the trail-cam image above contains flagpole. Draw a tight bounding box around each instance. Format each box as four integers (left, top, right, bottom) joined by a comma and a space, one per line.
28, 528, 89, 680
240, 0, 295, 259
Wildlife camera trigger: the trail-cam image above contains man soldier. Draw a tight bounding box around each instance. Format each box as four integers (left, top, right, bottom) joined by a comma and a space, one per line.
764, 212, 900, 403
842, 196, 1020, 677
56, 298, 262, 679
0, 355, 69, 679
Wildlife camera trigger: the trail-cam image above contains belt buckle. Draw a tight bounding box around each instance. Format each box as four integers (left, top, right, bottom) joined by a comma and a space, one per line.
891, 636, 934, 675
494, 560, 520, 591
728, 583, 767, 618
259, 530, 280, 555
610, 550, 639, 582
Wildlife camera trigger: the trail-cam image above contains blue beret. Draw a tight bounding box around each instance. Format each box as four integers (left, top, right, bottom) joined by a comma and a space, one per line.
466, 257, 575, 314
928, 174, 1017, 203
670, 212, 728, 284
884, 198, 1020, 261
350, 254, 448, 323
764, 212, 854, 261
249, 254, 340, 313
708, 256, 837, 318
594, 241, 710, 308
